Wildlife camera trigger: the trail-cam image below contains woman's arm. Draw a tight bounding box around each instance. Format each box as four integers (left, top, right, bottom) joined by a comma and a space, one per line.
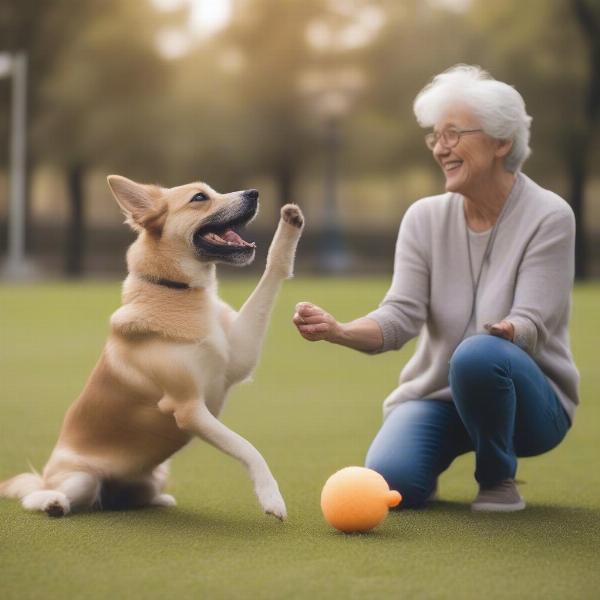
292, 302, 383, 352
365, 203, 430, 352
292, 202, 431, 354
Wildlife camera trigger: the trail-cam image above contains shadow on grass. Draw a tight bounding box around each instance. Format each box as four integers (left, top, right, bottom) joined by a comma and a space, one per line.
318, 526, 410, 540
428, 498, 600, 517
11, 497, 598, 548
387, 499, 600, 547
62, 504, 291, 540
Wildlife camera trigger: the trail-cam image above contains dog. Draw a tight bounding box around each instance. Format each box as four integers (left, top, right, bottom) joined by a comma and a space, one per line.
0, 175, 304, 519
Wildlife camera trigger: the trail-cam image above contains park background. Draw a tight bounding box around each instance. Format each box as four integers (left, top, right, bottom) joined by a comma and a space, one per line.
1, 2, 599, 600
0, 0, 598, 278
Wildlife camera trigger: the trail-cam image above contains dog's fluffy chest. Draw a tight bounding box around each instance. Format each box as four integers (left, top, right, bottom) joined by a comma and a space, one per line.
192, 318, 230, 398
109, 288, 239, 406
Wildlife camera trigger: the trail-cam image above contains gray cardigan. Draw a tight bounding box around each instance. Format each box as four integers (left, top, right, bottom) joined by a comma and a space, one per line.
367, 172, 579, 421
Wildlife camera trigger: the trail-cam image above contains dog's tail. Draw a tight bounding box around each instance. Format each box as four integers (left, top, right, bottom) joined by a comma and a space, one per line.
0, 469, 44, 499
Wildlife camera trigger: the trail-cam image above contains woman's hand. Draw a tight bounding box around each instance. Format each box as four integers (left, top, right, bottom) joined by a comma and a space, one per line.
292, 302, 384, 352
485, 320, 515, 341
292, 302, 343, 343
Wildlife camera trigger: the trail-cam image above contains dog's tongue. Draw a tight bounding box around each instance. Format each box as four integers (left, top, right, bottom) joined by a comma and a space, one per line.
222, 229, 244, 245
222, 229, 255, 247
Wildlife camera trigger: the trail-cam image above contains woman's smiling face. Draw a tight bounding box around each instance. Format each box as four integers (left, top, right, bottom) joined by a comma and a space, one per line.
431, 106, 507, 196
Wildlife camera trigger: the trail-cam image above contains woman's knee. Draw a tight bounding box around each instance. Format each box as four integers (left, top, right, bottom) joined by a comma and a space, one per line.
449, 334, 511, 386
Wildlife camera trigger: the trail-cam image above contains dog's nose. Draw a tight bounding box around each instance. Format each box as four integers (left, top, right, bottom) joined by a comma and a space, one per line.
243, 189, 259, 201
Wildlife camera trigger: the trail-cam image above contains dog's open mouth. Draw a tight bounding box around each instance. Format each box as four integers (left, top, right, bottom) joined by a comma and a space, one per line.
199, 227, 255, 249
192, 196, 258, 264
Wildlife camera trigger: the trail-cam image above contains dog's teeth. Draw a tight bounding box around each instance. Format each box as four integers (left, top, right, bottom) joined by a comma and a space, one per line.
204, 232, 228, 244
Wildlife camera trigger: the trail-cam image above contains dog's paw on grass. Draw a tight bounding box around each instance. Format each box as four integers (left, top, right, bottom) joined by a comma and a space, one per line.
45, 501, 66, 517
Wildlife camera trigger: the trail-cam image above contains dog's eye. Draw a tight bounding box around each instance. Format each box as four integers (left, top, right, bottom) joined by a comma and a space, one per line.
190, 192, 209, 202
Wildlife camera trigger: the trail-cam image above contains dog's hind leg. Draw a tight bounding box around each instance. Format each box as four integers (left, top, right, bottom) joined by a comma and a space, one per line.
0, 472, 43, 499
99, 463, 175, 510
22, 471, 100, 517
148, 461, 176, 507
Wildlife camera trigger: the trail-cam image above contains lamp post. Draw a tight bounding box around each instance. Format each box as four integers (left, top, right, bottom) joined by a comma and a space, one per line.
300, 68, 364, 273
1, 51, 35, 279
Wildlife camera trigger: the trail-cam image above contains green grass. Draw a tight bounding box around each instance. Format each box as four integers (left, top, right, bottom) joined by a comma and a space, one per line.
1, 278, 599, 600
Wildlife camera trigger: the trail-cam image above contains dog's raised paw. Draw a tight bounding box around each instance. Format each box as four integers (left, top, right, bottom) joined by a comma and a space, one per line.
281, 204, 304, 229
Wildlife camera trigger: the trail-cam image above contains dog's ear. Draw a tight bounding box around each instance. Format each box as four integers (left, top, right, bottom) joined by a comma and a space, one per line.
107, 175, 167, 235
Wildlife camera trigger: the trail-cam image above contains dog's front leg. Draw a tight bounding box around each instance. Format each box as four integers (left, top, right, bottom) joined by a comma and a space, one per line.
226, 205, 304, 383
172, 400, 287, 520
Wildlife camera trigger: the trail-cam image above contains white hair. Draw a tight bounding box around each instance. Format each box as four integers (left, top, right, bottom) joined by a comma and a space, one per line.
413, 65, 532, 173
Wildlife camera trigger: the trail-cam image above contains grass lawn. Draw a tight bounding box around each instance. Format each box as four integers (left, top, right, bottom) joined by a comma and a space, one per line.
1, 278, 599, 599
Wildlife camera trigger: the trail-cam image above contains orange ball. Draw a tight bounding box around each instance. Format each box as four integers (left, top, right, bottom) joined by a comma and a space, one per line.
320, 466, 402, 533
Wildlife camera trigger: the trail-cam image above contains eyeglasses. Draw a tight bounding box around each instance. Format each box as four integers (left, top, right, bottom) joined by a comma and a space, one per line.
425, 127, 483, 150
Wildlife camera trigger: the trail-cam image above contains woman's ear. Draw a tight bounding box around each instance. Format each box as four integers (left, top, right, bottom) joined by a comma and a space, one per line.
495, 138, 513, 159
107, 175, 166, 234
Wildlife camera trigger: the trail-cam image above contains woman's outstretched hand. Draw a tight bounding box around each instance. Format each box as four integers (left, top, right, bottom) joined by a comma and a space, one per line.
292, 303, 384, 352
292, 302, 343, 343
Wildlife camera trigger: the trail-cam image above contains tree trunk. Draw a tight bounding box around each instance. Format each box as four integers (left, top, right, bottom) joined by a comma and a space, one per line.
65, 163, 85, 277
570, 0, 600, 280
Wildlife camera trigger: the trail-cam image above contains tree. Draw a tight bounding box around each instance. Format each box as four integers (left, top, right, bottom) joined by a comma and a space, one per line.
570, 0, 600, 279
0, 0, 99, 257
346, 1, 477, 175
466, 0, 599, 279
1, 1, 174, 275
215, 0, 357, 206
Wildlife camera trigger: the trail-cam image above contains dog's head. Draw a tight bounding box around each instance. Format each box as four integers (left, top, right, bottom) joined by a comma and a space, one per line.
107, 175, 259, 269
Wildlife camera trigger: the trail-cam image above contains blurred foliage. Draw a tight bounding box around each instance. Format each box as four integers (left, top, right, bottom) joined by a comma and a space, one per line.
467, 0, 590, 176
0, 0, 598, 273
1, 0, 597, 185
0, 0, 174, 175
169, 0, 334, 196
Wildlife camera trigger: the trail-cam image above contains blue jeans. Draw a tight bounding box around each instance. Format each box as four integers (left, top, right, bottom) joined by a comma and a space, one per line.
365, 335, 571, 507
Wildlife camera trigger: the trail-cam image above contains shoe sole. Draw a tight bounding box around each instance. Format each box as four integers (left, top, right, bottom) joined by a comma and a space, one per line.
471, 499, 526, 512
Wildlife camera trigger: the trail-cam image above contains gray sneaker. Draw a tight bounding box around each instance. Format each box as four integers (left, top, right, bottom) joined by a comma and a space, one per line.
471, 479, 525, 512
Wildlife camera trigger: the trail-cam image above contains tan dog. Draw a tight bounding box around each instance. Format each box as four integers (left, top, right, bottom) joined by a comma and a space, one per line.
0, 175, 304, 519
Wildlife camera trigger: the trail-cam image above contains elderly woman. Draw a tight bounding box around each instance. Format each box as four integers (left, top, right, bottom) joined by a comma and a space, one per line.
293, 65, 578, 511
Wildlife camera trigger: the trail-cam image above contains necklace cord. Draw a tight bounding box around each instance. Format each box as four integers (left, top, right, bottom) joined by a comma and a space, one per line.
460, 186, 516, 342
